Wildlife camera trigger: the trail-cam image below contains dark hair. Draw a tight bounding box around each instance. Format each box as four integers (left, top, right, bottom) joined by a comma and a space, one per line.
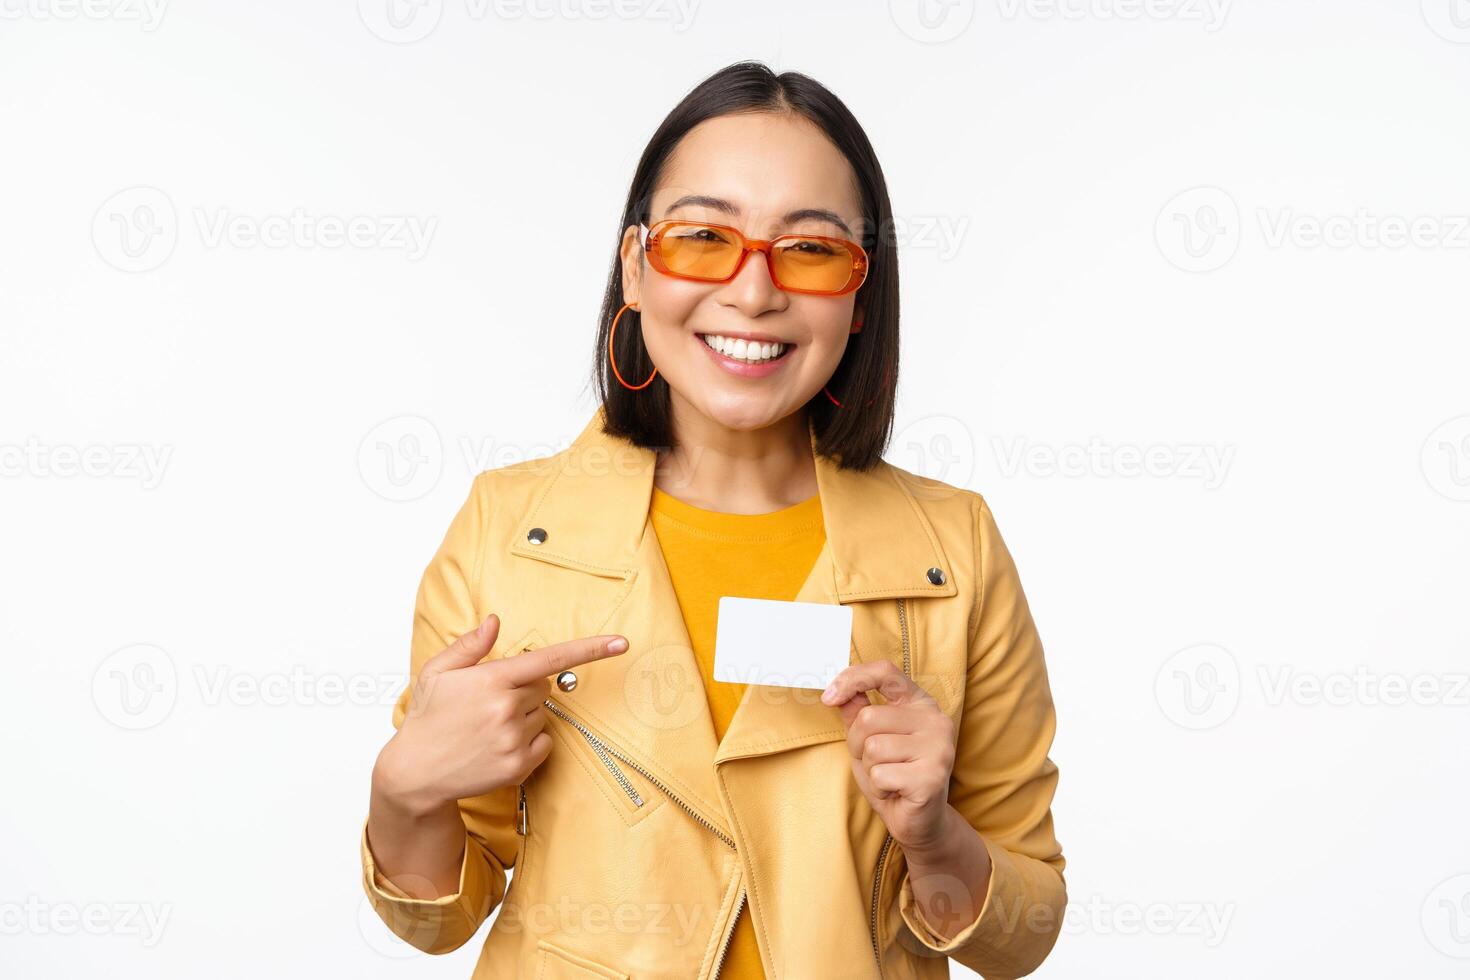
588, 60, 900, 471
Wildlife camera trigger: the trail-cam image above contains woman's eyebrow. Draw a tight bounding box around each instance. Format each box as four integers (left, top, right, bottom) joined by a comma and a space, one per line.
663, 194, 855, 238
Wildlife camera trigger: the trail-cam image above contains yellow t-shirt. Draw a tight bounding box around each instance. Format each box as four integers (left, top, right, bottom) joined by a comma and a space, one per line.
649, 484, 826, 980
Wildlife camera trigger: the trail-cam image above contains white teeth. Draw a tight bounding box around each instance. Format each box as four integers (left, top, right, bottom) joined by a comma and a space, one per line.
702, 334, 787, 363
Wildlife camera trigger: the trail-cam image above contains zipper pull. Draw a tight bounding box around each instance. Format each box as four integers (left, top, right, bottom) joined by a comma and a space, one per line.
516, 783, 527, 836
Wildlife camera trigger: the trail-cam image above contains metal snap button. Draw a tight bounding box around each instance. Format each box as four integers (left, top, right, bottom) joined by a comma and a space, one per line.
926, 567, 946, 585
555, 670, 577, 692
527, 527, 548, 545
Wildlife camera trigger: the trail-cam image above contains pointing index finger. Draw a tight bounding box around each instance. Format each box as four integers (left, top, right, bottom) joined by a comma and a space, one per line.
496, 634, 629, 687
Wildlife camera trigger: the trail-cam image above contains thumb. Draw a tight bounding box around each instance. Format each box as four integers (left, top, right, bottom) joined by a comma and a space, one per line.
423, 613, 501, 676
836, 690, 870, 729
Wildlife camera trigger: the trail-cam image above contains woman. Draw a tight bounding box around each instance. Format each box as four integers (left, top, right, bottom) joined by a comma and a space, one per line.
361, 61, 1066, 979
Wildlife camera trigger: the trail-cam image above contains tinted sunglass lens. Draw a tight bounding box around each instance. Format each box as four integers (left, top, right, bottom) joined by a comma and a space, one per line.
772, 239, 855, 293
657, 225, 742, 280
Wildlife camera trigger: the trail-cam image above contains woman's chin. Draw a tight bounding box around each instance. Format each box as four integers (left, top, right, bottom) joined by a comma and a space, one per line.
691, 392, 798, 433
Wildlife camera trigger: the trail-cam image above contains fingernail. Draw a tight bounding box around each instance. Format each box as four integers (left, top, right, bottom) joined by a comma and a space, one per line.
821, 683, 837, 704
606, 637, 629, 654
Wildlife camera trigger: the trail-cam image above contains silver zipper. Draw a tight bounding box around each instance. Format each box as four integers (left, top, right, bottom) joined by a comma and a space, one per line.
542, 698, 645, 807
869, 597, 912, 977
516, 783, 527, 835
542, 698, 736, 847
897, 596, 911, 677
517, 641, 646, 809
711, 889, 746, 979
542, 698, 742, 978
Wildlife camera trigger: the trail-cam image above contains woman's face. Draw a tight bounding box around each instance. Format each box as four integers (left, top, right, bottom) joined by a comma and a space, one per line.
620, 112, 867, 434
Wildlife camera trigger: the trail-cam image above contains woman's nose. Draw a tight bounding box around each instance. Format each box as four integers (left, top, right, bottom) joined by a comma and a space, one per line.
718, 246, 787, 315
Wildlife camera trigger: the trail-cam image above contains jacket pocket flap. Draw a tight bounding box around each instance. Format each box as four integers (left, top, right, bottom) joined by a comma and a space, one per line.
535, 938, 628, 979
500, 626, 550, 661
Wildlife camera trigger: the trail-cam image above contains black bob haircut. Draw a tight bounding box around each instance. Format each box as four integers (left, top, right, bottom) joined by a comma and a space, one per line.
589, 60, 900, 472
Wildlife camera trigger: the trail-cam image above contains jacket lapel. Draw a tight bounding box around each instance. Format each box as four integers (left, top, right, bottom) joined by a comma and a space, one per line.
504, 407, 959, 834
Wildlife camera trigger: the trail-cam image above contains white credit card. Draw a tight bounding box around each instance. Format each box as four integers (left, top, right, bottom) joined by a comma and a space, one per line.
713, 596, 854, 690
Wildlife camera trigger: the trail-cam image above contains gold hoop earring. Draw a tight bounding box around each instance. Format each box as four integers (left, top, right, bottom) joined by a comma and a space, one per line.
608, 301, 657, 391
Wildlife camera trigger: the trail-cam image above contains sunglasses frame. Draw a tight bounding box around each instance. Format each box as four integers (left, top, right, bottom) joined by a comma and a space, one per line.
638, 219, 869, 297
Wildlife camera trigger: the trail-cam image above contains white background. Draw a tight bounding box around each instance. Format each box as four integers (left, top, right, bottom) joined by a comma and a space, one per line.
3, 1, 1469, 977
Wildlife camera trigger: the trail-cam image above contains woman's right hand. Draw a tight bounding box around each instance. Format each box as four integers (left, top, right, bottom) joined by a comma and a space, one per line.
372, 613, 629, 813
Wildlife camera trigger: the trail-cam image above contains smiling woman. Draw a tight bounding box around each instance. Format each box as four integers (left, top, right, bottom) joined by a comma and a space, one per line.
595, 73, 901, 469
361, 60, 1066, 980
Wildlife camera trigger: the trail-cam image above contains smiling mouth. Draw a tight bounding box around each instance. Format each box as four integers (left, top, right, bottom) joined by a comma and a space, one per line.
697, 333, 795, 365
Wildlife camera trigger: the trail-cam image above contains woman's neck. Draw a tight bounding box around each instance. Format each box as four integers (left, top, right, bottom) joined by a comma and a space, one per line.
654, 396, 817, 514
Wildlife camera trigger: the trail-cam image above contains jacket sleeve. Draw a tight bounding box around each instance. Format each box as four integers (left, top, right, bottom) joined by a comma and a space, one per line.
896, 493, 1067, 979
359, 472, 522, 954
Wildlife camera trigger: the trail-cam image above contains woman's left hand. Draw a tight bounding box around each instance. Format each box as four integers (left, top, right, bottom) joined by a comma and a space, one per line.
821, 660, 958, 856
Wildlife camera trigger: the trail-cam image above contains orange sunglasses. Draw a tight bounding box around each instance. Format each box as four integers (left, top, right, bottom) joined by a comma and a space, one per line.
639, 219, 869, 296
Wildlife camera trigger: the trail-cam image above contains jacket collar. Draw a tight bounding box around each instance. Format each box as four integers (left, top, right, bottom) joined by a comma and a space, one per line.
503, 407, 958, 837
510, 407, 959, 603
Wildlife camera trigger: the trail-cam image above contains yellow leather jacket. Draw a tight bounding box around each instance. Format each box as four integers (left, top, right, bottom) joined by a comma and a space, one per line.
361, 407, 1066, 979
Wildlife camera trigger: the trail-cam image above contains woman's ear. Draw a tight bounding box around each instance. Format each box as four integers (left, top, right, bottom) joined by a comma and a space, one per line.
850, 302, 865, 334
619, 224, 643, 308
